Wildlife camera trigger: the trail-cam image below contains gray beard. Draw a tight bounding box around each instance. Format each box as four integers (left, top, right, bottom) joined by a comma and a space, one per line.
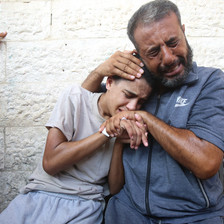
160, 68, 189, 88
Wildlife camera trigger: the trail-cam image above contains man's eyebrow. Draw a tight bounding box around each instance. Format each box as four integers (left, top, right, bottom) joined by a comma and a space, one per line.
166, 37, 177, 44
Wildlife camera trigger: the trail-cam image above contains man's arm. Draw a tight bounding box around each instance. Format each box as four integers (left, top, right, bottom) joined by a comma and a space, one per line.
139, 111, 223, 180
100, 110, 224, 180
81, 50, 144, 92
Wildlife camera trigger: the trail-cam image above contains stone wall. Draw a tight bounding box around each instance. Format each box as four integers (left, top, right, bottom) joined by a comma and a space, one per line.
0, 0, 224, 212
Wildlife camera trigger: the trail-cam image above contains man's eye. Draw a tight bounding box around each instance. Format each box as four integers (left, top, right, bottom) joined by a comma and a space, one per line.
148, 50, 159, 57
168, 40, 178, 48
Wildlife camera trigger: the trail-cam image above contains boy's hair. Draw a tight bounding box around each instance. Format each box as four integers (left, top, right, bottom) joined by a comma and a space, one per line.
112, 53, 156, 88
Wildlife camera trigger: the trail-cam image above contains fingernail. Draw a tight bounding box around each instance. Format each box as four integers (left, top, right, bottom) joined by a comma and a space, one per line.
140, 62, 144, 67
139, 68, 144, 74
129, 75, 135, 80
136, 73, 142, 78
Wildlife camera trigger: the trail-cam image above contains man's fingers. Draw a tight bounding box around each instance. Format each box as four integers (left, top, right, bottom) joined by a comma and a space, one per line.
112, 67, 136, 80
110, 51, 144, 79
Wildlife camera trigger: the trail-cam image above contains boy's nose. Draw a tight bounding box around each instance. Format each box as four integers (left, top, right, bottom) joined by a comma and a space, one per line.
126, 100, 138, 111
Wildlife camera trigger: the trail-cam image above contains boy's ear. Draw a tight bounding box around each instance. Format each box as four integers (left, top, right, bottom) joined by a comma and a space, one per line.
106, 77, 114, 90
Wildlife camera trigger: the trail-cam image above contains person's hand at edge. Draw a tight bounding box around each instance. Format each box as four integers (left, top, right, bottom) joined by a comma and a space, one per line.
0, 32, 7, 39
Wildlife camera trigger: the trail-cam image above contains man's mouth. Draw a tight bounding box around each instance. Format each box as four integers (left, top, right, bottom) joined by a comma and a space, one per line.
163, 63, 184, 78
159, 59, 185, 79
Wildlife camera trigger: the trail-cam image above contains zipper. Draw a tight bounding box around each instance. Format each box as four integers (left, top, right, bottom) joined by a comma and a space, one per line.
196, 178, 210, 208
145, 94, 161, 215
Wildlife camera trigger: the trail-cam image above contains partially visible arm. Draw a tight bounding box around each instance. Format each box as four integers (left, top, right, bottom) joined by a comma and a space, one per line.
43, 127, 109, 176
108, 140, 124, 195
81, 50, 144, 92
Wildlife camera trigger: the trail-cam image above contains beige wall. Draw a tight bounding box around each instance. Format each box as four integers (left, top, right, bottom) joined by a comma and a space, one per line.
0, 0, 224, 212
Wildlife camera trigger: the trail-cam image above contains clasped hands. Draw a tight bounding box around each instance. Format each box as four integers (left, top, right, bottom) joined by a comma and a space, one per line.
100, 111, 148, 150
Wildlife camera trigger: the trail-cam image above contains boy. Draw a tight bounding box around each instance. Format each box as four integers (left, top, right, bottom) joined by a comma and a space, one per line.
0, 58, 154, 224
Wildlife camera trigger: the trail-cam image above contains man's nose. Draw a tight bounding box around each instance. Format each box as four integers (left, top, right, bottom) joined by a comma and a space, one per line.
161, 46, 176, 66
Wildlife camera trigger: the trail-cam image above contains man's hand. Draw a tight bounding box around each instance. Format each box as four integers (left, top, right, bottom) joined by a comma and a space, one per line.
82, 50, 145, 92
96, 50, 144, 80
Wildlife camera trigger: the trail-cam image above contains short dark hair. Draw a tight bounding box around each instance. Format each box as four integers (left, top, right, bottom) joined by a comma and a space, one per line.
112, 53, 156, 88
127, 0, 182, 51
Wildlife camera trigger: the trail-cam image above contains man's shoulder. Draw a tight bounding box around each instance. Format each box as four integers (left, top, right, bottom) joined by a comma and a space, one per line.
194, 63, 224, 77
192, 63, 224, 86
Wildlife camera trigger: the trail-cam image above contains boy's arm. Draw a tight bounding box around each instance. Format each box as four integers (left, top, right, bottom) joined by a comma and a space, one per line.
81, 50, 144, 92
108, 140, 125, 195
42, 127, 109, 176
108, 118, 148, 195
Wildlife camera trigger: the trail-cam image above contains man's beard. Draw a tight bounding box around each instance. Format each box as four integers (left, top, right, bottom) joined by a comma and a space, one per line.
153, 41, 193, 88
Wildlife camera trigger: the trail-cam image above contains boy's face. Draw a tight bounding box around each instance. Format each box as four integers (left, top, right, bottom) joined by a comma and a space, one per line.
106, 77, 152, 116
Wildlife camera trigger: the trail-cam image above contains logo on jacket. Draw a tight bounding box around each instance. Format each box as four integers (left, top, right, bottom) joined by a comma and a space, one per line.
175, 96, 189, 107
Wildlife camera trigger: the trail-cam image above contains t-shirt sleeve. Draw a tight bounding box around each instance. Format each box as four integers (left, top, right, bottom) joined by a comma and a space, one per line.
187, 69, 224, 151
45, 86, 80, 141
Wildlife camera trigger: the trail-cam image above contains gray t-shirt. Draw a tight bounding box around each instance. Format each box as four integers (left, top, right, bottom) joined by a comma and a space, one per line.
20, 84, 115, 200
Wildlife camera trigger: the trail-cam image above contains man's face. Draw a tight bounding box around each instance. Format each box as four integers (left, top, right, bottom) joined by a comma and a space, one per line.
134, 13, 193, 88
105, 78, 152, 117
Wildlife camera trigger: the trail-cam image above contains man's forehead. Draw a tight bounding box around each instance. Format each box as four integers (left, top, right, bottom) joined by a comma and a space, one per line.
134, 14, 182, 48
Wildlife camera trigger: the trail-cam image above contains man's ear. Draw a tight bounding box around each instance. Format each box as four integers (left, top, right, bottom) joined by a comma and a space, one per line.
182, 24, 185, 33
106, 77, 114, 90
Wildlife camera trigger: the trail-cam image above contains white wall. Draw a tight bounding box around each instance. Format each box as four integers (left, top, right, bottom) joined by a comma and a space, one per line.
0, 0, 224, 212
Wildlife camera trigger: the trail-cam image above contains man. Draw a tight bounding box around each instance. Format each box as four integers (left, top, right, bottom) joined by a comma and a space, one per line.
82, 0, 224, 223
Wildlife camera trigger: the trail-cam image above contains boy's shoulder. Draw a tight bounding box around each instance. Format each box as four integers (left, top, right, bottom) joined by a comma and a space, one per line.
62, 84, 94, 99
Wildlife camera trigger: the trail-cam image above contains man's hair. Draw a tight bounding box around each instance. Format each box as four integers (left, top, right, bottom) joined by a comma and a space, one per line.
127, 0, 182, 51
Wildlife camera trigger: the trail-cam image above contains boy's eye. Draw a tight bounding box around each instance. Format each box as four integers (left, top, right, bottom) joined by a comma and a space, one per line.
138, 99, 146, 106
124, 93, 132, 99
